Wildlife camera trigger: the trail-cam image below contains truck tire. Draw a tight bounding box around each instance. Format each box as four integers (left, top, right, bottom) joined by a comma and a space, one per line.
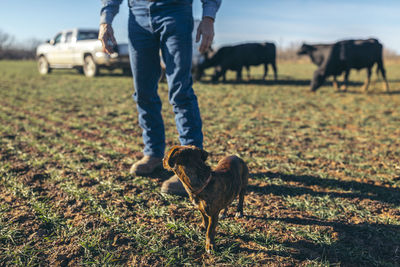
38, 56, 51, 75
83, 55, 98, 77
122, 67, 132, 76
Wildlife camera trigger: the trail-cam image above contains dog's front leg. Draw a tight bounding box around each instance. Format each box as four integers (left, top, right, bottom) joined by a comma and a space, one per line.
200, 210, 208, 230
205, 213, 219, 253
219, 208, 228, 219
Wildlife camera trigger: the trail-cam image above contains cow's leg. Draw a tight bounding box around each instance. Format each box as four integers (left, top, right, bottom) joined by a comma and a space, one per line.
332, 76, 339, 91
214, 68, 226, 82
213, 68, 218, 79
205, 213, 219, 253
212, 67, 221, 82
245, 66, 251, 80
377, 59, 390, 92
362, 67, 372, 92
272, 62, 278, 80
236, 67, 242, 81
222, 69, 227, 82
263, 63, 269, 80
212, 71, 219, 82
383, 79, 390, 92
341, 70, 350, 91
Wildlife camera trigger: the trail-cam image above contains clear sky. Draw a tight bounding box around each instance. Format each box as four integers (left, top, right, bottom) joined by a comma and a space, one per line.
1, 0, 399, 53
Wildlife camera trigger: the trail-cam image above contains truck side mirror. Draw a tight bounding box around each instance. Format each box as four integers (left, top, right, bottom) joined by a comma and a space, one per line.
45, 39, 51, 44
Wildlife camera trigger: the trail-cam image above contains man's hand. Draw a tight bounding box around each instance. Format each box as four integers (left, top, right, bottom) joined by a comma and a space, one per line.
196, 17, 215, 54
98, 23, 117, 54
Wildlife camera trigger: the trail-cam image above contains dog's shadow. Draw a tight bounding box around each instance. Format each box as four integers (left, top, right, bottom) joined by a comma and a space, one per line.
248, 171, 400, 205
217, 171, 400, 264
238, 214, 400, 264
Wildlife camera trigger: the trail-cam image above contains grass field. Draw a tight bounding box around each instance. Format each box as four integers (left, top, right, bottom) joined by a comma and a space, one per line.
1, 60, 399, 266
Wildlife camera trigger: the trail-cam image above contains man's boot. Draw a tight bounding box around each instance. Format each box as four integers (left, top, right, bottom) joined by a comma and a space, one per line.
161, 175, 188, 197
130, 156, 163, 176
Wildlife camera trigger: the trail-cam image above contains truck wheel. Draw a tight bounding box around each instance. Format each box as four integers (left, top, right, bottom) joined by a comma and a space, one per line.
83, 55, 98, 77
122, 67, 132, 76
76, 67, 84, 74
38, 56, 51, 75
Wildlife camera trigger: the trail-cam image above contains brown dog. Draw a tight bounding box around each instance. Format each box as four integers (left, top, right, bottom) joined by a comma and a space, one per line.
163, 145, 248, 253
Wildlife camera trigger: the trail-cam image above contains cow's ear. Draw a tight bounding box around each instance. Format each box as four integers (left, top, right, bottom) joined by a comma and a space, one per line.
191, 146, 208, 162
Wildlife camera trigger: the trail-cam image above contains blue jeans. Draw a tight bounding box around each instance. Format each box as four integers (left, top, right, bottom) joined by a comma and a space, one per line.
127, 0, 203, 158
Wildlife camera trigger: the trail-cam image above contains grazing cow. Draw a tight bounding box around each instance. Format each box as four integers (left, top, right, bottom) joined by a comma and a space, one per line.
297, 39, 390, 92
195, 42, 277, 82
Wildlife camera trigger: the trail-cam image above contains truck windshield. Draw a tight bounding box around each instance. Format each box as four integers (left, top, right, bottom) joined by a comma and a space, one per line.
77, 31, 99, 41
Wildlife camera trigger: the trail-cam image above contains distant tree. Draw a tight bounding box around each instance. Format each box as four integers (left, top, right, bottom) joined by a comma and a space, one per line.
0, 29, 15, 51
277, 41, 302, 61
0, 29, 42, 60
24, 38, 43, 52
383, 48, 400, 60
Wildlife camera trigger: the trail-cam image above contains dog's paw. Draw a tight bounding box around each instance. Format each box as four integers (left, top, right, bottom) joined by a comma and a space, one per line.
200, 223, 207, 231
235, 212, 243, 218
205, 243, 215, 254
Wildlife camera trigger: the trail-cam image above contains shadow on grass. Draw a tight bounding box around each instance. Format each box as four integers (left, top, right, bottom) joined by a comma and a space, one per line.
243, 215, 400, 265
386, 90, 400, 95
199, 78, 310, 86
138, 168, 174, 181
198, 78, 366, 88
50, 69, 131, 78
248, 171, 400, 205
236, 171, 400, 265
359, 89, 400, 95
215, 232, 291, 258
97, 72, 132, 78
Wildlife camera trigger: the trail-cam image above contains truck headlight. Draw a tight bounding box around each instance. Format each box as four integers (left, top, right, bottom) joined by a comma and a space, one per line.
95, 52, 107, 58
110, 52, 119, 58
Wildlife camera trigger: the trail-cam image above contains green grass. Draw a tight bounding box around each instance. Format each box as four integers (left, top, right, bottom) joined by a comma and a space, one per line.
0, 60, 399, 266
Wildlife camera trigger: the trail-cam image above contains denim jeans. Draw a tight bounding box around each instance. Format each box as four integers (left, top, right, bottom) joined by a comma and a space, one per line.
127, 0, 203, 158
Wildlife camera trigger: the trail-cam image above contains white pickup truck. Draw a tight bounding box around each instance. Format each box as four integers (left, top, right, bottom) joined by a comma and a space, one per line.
36, 28, 130, 77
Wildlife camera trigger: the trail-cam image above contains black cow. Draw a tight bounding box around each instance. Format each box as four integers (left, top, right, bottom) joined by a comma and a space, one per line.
195, 42, 277, 82
298, 39, 389, 92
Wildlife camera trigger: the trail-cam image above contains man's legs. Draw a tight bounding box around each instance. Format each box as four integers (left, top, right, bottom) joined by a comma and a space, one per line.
158, 8, 203, 149
152, 5, 203, 194
128, 7, 165, 175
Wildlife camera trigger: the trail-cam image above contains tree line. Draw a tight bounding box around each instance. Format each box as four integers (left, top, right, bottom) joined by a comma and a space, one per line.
0, 29, 398, 61
0, 29, 42, 60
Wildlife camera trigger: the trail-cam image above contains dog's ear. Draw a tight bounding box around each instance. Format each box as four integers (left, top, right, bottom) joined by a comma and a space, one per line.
189, 146, 208, 162
200, 149, 209, 162
163, 146, 182, 169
